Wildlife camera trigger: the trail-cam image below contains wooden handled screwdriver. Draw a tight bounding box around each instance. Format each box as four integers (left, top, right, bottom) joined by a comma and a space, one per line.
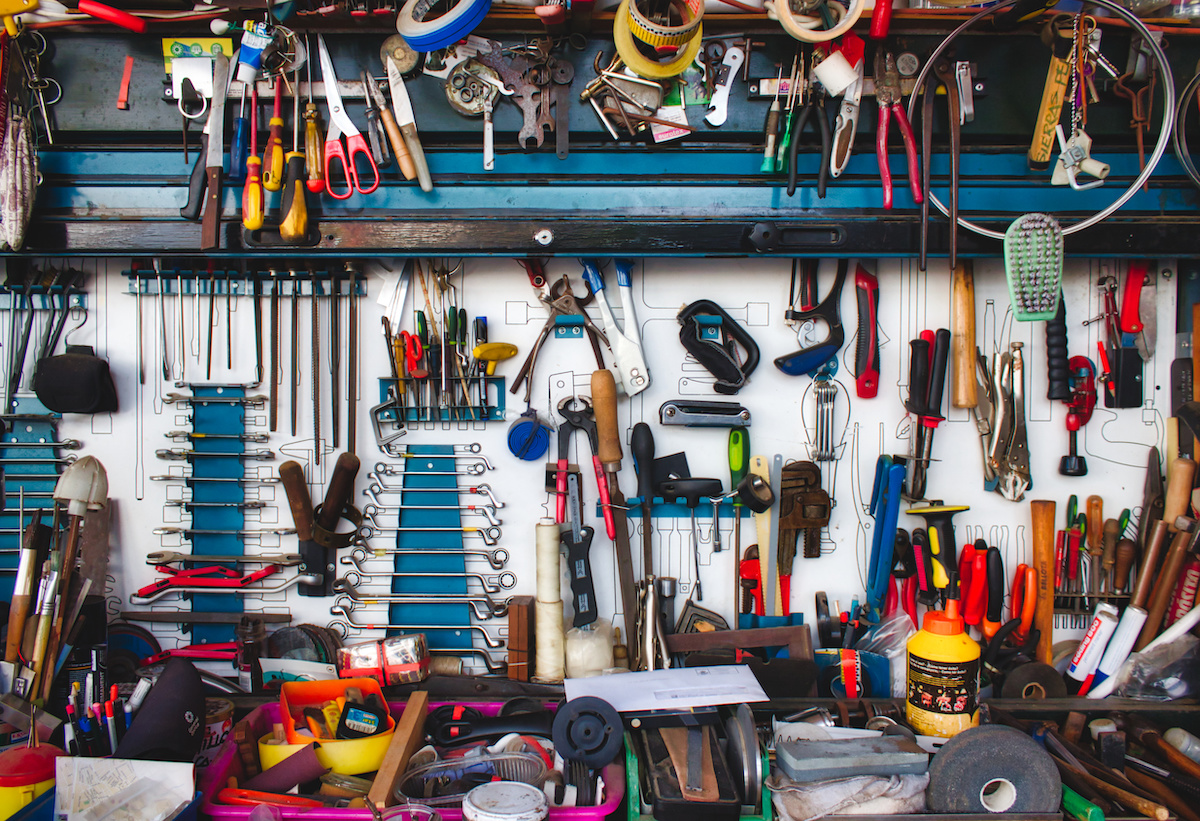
1030, 499, 1057, 665
1164, 458, 1197, 532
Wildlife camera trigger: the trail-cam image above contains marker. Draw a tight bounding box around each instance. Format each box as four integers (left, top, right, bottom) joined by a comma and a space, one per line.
105, 702, 120, 753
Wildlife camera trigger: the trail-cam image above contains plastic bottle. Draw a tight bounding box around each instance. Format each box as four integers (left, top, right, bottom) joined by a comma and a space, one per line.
906, 574, 980, 738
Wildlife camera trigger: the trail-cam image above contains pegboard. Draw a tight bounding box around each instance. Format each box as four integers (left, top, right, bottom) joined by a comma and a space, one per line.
7, 255, 1178, 676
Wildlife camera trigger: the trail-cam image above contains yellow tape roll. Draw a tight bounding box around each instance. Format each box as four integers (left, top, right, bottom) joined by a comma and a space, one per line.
614, 0, 703, 80
627, 0, 704, 48
766, 0, 863, 43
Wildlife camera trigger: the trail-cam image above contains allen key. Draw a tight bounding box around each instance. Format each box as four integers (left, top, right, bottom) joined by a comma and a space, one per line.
364, 483, 504, 508
358, 523, 502, 545
327, 609, 507, 648
363, 502, 501, 526
344, 544, 509, 570
157, 449, 276, 461
340, 568, 516, 594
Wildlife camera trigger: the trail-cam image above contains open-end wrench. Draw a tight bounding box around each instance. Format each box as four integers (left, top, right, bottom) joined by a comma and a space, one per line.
344, 544, 510, 570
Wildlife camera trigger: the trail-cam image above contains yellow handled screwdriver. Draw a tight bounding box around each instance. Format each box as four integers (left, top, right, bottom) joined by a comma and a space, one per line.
280, 68, 308, 242
262, 78, 286, 192
242, 83, 265, 231
304, 40, 325, 194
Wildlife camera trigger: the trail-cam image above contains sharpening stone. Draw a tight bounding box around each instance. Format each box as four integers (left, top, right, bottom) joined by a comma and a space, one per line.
776, 736, 929, 782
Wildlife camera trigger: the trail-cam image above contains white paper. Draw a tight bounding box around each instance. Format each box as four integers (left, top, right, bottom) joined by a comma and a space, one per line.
55, 758, 194, 821
564, 665, 768, 712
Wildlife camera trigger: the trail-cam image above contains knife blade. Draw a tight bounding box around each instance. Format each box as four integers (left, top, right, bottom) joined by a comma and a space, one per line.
386, 57, 432, 193
200, 54, 230, 251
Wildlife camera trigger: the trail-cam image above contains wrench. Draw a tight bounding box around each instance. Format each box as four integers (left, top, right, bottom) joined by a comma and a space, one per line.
364, 502, 501, 526
147, 550, 303, 565
340, 569, 516, 593
364, 482, 504, 509
704, 47, 745, 127
553, 60, 574, 160
358, 523, 502, 545
333, 589, 507, 619
475, 40, 544, 149
328, 609, 507, 647
344, 544, 510, 570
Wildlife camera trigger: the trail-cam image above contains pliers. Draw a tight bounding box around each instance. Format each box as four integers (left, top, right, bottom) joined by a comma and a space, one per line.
787, 57, 831, 198
874, 51, 923, 210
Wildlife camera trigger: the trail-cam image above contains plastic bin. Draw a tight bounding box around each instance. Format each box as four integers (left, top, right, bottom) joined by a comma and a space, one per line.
199, 700, 624, 821
624, 731, 770, 821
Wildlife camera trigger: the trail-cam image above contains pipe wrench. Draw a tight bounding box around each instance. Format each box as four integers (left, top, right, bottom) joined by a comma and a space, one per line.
579, 258, 650, 395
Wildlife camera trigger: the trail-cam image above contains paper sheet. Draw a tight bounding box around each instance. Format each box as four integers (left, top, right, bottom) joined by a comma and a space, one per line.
55, 758, 194, 821
564, 665, 769, 712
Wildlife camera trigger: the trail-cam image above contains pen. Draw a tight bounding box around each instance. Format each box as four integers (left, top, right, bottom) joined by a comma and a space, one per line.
105, 702, 119, 754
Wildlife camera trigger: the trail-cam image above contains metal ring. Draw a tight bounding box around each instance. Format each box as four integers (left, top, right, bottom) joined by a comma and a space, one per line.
905, 0, 1175, 240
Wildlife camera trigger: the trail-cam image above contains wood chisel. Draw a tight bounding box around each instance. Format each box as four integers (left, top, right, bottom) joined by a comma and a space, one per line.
200, 54, 230, 252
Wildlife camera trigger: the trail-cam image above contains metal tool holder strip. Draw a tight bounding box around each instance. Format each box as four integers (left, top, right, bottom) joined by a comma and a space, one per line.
374, 376, 507, 426
0, 402, 66, 584
123, 268, 368, 298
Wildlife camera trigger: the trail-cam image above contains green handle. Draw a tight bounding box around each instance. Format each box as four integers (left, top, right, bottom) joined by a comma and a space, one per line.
728, 426, 749, 507
1062, 785, 1104, 821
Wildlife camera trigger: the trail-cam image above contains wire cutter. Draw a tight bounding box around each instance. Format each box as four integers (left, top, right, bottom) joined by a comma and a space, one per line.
787, 54, 831, 198
579, 258, 650, 396
874, 51, 922, 210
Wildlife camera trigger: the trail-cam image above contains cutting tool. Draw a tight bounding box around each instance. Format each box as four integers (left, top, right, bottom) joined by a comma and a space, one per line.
579, 258, 650, 396
316, 35, 380, 200
386, 53, 433, 193
830, 58, 862, 179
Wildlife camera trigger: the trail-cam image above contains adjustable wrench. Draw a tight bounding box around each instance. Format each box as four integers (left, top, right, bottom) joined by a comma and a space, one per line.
579, 258, 650, 396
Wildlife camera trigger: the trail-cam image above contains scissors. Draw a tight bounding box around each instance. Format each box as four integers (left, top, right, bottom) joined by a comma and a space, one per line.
316, 34, 380, 200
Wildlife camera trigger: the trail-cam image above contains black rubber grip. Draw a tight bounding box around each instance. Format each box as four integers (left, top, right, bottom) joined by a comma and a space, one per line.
179, 133, 208, 221
986, 546, 1004, 624
926, 328, 951, 421
563, 526, 598, 628
631, 422, 655, 502
1045, 297, 1070, 401
905, 338, 931, 416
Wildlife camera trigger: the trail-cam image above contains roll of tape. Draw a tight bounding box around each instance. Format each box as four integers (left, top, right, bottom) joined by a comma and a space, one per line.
927, 725, 1061, 814
536, 520, 562, 603
766, 0, 862, 43
812, 50, 857, 97
627, 0, 704, 48
535, 599, 565, 682
1001, 661, 1068, 700
397, 0, 492, 52
614, 0, 703, 80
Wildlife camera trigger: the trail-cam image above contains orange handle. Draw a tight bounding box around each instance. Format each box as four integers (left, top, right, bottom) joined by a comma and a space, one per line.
1030, 500, 1057, 665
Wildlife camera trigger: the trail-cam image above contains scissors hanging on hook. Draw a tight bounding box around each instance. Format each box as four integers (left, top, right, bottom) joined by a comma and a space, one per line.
316, 34, 380, 200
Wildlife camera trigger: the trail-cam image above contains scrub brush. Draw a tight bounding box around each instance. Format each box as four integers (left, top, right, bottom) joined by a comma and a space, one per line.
1004, 213, 1063, 321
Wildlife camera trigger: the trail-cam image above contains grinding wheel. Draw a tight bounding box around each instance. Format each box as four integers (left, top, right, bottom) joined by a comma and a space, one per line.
552, 696, 623, 768
725, 703, 761, 804
927, 724, 1061, 813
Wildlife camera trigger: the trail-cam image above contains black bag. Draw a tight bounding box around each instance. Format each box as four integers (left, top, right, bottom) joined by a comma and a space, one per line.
33, 345, 118, 413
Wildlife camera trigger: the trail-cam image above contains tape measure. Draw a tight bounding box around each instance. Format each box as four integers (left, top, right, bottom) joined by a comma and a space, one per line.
613, 0, 703, 80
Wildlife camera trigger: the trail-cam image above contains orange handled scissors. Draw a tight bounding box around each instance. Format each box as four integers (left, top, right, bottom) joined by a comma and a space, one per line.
316, 34, 380, 200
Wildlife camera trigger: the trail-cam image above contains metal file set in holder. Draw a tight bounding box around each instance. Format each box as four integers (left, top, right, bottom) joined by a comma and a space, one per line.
372, 374, 507, 441
2, 266, 90, 416
330, 447, 510, 675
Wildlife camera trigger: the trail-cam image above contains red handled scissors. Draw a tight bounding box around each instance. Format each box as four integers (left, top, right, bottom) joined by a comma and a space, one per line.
317, 34, 380, 200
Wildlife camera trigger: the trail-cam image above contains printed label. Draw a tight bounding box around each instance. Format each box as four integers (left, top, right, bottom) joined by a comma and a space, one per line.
907, 652, 979, 716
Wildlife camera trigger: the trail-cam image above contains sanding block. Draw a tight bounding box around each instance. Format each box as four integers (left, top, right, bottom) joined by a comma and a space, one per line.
776, 736, 928, 782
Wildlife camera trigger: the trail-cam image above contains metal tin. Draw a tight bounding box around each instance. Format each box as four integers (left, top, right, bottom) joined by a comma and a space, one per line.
462, 782, 548, 821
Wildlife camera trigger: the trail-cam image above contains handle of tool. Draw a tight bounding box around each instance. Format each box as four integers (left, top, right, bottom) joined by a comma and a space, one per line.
950, 262, 977, 409
1028, 48, 1072, 169
1120, 261, 1149, 335
400, 123, 433, 193
1136, 525, 1194, 651
1062, 785, 1104, 821
1132, 519, 1170, 609
1030, 499, 1057, 665
1085, 495, 1103, 554
230, 115, 249, 182
761, 102, 780, 171
279, 152, 308, 242
180, 133, 208, 221
200, 166, 223, 251
591, 369, 622, 468
379, 107, 416, 181
4, 590, 28, 662
1114, 538, 1137, 590
868, 0, 891, 38
591, 455, 617, 539
984, 545, 1004, 624
279, 460, 316, 541
262, 90, 285, 192
563, 529, 599, 627
964, 551, 988, 626
855, 268, 880, 399
1046, 298, 1071, 401
304, 105, 326, 194
242, 156, 264, 232
1101, 517, 1120, 568
926, 328, 951, 422
729, 427, 749, 502
632, 422, 655, 503
317, 452, 361, 532
905, 338, 931, 416
1164, 458, 1197, 532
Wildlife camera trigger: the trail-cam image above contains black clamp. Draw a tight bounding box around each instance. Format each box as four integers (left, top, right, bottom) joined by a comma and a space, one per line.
677, 299, 760, 395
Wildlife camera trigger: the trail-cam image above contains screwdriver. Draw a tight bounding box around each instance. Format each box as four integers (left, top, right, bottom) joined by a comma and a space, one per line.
242, 84, 265, 232
760, 66, 782, 174
279, 68, 308, 242
729, 426, 749, 574
304, 43, 325, 195
262, 79, 286, 192
230, 84, 249, 182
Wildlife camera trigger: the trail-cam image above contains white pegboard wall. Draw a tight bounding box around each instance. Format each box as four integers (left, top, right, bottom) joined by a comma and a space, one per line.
18, 256, 1176, 672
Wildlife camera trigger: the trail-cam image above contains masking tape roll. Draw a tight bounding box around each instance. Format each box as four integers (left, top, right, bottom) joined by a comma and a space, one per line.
535, 599, 566, 682
766, 0, 863, 43
397, 0, 492, 52
614, 0, 703, 80
627, 0, 704, 48
536, 520, 561, 603
927, 725, 1061, 814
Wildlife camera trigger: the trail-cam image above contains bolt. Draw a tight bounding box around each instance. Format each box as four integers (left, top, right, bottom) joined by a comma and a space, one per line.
534, 229, 553, 246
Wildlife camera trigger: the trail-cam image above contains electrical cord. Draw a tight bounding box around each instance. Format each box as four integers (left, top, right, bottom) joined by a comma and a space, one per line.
906, 0, 1176, 240
1173, 67, 1200, 189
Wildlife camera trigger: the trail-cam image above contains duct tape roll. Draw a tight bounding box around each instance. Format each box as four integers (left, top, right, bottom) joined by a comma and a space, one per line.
627, 0, 704, 48
765, 0, 862, 43
927, 725, 1061, 813
535, 599, 565, 683
1000, 662, 1067, 700
613, 0, 703, 79
811, 49, 857, 97
397, 0, 492, 52
536, 521, 562, 603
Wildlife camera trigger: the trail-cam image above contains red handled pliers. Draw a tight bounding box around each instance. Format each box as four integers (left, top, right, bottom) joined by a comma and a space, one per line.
874, 51, 923, 210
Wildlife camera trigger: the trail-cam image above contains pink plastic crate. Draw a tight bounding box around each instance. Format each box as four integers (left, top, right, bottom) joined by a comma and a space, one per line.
199, 700, 625, 821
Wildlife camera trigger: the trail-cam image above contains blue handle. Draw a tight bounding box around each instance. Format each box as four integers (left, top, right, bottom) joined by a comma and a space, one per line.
866, 463, 905, 614
229, 116, 249, 182
773, 340, 839, 376
579, 258, 605, 293
613, 258, 634, 288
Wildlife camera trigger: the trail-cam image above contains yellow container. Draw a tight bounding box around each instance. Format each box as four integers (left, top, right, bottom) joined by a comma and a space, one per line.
0, 745, 65, 821
257, 726, 395, 776
906, 599, 981, 738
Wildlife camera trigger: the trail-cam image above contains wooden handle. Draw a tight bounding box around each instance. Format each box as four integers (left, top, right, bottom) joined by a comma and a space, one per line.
200, 166, 223, 251
1030, 500, 1057, 665
1114, 539, 1138, 590
1102, 518, 1120, 568
279, 460, 315, 541
317, 452, 361, 532
1132, 519, 1170, 609
379, 108, 416, 182
1057, 763, 1169, 821
1136, 526, 1194, 651
1125, 768, 1200, 821
591, 369, 622, 468
1164, 457, 1197, 532
1087, 495, 1103, 554
950, 261, 977, 409
5, 593, 30, 663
